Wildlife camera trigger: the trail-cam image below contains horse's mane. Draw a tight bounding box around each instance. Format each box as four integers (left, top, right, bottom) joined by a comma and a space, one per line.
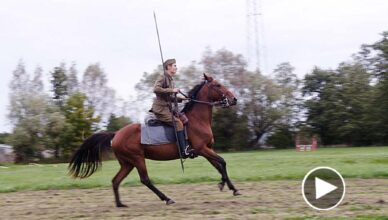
181, 81, 206, 113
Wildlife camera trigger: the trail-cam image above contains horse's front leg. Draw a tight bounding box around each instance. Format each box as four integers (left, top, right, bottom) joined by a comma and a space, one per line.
200, 147, 241, 196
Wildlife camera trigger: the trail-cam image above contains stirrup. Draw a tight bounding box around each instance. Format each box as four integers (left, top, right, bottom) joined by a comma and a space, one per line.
184, 146, 197, 159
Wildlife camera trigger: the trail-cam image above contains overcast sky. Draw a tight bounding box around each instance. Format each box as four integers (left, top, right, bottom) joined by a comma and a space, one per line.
1, 0, 388, 132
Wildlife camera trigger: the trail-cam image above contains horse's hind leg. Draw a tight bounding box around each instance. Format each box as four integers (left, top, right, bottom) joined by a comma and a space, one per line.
134, 158, 175, 205
112, 161, 134, 207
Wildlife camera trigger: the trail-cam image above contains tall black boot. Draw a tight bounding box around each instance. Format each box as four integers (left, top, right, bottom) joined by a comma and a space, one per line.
177, 131, 193, 158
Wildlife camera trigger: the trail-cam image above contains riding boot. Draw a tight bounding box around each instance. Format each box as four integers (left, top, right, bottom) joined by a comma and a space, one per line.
177, 130, 195, 158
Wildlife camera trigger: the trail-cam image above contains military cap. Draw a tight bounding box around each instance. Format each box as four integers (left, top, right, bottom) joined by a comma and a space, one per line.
163, 59, 176, 68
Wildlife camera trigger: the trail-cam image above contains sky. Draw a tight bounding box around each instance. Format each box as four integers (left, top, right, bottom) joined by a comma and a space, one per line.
1, 0, 388, 132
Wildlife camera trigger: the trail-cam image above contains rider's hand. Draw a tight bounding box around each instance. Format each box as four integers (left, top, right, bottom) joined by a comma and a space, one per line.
173, 88, 180, 93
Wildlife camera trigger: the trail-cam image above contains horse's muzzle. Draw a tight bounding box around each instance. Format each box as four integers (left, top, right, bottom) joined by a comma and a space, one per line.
221, 97, 237, 108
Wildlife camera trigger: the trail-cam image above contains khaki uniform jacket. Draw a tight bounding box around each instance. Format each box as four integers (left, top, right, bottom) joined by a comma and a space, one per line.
151, 74, 183, 129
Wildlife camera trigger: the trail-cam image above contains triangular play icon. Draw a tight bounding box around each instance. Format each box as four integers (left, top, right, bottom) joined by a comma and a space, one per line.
315, 177, 338, 199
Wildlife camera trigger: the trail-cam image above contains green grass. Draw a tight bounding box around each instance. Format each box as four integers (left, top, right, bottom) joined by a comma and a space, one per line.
0, 146, 387, 193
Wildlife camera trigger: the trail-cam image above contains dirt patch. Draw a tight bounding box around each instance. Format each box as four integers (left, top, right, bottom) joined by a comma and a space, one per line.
0, 179, 387, 219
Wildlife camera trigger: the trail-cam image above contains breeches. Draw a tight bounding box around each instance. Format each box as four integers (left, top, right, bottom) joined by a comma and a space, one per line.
152, 105, 183, 131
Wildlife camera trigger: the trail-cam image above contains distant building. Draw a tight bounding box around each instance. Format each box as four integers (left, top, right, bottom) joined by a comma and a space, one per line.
0, 144, 14, 163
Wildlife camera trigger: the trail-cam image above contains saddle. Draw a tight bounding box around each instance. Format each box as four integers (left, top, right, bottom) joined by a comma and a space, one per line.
140, 113, 188, 145
141, 113, 197, 159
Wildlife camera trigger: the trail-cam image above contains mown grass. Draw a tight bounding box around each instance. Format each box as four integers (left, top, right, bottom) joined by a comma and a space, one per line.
0, 146, 387, 193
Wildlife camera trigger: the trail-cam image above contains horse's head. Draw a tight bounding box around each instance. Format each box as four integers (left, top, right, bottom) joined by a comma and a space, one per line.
203, 73, 237, 107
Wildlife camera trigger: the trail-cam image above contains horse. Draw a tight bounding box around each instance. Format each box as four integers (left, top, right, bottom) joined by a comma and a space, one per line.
68, 73, 240, 207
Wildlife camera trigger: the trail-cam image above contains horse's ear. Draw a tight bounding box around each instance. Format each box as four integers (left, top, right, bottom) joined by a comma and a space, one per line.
203, 73, 213, 82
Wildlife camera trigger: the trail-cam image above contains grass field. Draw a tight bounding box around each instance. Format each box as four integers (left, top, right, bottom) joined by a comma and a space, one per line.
0, 146, 387, 193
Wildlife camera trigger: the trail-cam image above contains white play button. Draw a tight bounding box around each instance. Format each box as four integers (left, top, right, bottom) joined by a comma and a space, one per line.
315, 177, 338, 199
302, 166, 346, 210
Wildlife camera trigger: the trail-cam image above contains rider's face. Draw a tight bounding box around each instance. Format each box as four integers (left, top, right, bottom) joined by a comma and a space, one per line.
167, 63, 177, 76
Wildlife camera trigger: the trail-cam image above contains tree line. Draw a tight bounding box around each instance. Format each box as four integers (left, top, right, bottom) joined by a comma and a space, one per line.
6, 62, 130, 163
3, 31, 387, 163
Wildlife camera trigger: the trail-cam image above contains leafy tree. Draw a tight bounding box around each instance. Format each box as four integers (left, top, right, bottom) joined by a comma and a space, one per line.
8, 61, 48, 162
9, 95, 49, 163
62, 92, 100, 158
50, 65, 68, 109
67, 62, 79, 95
31, 66, 44, 94
242, 71, 288, 147
134, 68, 161, 102
44, 105, 69, 158
273, 62, 301, 120
266, 126, 295, 149
106, 114, 132, 131
302, 63, 372, 145
358, 31, 388, 144
81, 63, 115, 125
335, 63, 371, 145
212, 108, 249, 151
268, 62, 301, 147
8, 60, 30, 125
175, 61, 202, 92
0, 133, 10, 144
302, 67, 338, 145
201, 47, 247, 89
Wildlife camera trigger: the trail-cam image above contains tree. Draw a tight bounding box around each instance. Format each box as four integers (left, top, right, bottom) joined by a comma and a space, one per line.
0, 133, 10, 144
273, 62, 300, 118
302, 67, 337, 145
243, 71, 288, 147
358, 31, 388, 144
50, 65, 68, 109
44, 105, 69, 158
201, 47, 247, 89
175, 61, 202, 92
62, 92, 100, 157
212, 108, 249, 151
81, 63, 115, 125
8, 61, 48, 162
67, 62, 79, 95
9, 94, 49, 163
134, 68, 161, 102
302, 63, 372, 145
31, 66, 44, 94
269, 62, 301, 147
335, 63, 371, 145
8, 60, 30, 125
266, 127, 295, 148
106, 114, 132, 132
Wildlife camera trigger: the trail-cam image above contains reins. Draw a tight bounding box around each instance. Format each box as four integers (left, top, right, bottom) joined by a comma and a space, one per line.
179, 86, 230, 108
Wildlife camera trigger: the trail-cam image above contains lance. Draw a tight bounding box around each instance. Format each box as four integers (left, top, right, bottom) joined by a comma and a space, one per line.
153, 11, 185, 173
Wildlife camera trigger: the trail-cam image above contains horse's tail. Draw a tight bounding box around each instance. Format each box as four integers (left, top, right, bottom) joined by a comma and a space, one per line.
68, 132, 115, 179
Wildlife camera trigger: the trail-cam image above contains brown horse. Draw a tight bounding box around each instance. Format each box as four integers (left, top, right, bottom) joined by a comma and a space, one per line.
69, 74, 240, 207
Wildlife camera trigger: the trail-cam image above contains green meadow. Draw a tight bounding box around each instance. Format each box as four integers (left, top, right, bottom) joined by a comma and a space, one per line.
0, 147, 387, 193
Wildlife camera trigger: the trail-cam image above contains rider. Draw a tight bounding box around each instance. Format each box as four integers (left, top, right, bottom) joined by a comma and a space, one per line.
151, 58, 194, 158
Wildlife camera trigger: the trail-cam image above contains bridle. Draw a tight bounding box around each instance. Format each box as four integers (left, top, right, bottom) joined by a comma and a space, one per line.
179, 80, 231, 108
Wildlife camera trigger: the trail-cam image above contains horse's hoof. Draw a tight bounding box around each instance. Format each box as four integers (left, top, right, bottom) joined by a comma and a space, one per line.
218, 182, 225, 191
233, 190, 241, 196
166, 199, 175, 205
117, 203, 128, 208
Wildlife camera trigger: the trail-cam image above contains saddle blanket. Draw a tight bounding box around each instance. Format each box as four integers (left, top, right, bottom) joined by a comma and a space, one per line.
140, 115, 176, 145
